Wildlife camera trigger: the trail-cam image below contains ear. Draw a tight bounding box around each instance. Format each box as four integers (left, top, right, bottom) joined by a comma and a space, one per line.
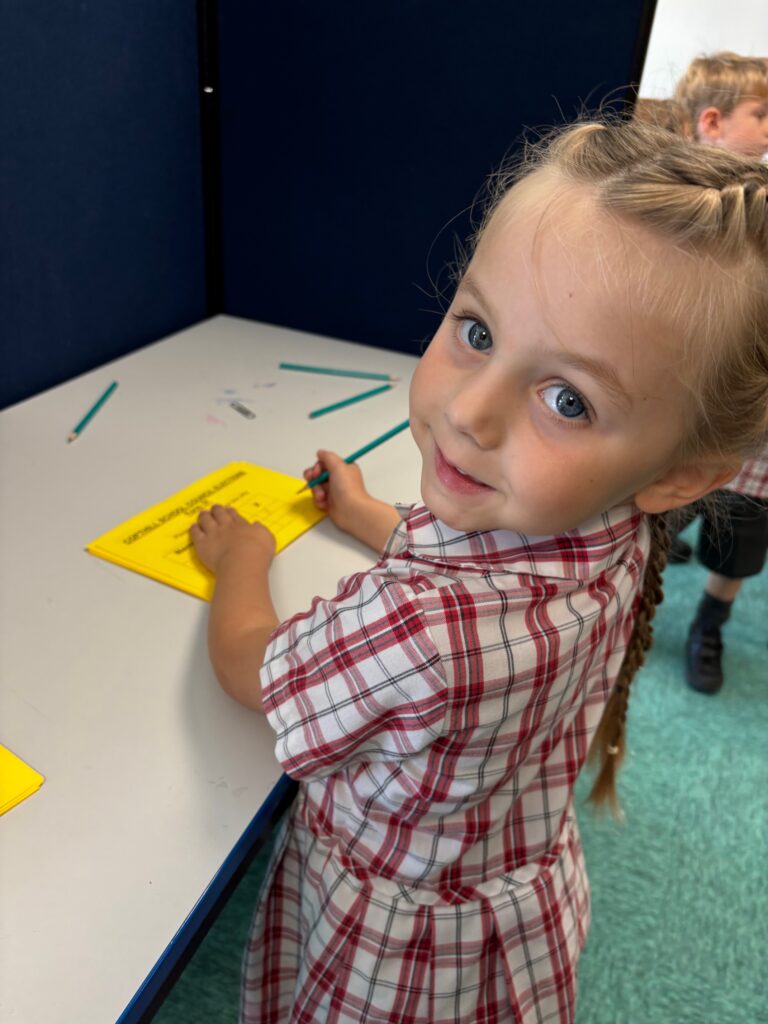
634, 459, 742, 515
697, 106, 724, 144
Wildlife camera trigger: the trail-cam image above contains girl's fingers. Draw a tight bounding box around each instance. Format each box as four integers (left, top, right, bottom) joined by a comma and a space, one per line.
211, 504, 234, 520
316, 449, 344, 471
196, 504, 242, 529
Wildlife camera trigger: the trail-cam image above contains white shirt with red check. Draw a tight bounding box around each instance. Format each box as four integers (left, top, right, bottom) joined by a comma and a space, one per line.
726, 446, 768, 500
243, 502, 650, 1024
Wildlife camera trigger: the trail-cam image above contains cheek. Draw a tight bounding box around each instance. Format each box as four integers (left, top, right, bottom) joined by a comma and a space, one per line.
410, 340, 449, 406
519, 442, 632, 499
723, 119, 761, 153
409, 359, 430, 417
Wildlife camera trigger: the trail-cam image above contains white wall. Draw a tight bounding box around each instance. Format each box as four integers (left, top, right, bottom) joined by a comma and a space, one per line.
640, 0, 768, 98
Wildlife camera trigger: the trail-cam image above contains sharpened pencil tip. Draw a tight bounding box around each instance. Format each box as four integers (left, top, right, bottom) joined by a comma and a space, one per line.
67, 433, 78, 443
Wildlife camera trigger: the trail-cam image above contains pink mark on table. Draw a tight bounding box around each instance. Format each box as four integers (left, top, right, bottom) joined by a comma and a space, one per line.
205, 414, 227, 427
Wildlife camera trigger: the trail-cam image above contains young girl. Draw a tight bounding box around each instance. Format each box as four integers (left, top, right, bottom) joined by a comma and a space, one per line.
191, 120, 768, 1024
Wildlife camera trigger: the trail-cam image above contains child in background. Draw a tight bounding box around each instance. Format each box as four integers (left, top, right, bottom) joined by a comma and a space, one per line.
675, 51, 768, 161
672, 52, 768, 693
191, 121, 768, 1023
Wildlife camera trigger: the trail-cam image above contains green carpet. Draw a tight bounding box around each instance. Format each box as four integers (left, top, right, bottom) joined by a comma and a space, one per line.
155, 529, 767, 1023
573, 539, 768, 1024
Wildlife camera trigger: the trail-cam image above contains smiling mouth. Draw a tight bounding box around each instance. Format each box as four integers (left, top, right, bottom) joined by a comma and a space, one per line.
434, 444, 494, 495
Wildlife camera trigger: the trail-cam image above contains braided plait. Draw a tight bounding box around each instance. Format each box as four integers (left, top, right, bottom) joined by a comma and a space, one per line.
541, 123, 768, 258
587, 514, 670, 814
600, 151, 768, 258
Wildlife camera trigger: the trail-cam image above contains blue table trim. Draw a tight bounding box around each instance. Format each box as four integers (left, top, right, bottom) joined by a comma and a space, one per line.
116, 772, 297, 1023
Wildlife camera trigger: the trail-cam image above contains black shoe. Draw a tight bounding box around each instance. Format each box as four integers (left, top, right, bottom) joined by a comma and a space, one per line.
668, 536, 693, 564
685, 622, 724, 694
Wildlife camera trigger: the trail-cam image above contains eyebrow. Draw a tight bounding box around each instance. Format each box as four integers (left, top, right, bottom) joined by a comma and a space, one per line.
457, 273, 501, 324
456, 273, 633, 411
548, 351, 633, 410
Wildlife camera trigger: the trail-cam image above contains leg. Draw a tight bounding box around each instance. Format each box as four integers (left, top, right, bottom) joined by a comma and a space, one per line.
686, 494, 768, 694
703, 573, 743, 603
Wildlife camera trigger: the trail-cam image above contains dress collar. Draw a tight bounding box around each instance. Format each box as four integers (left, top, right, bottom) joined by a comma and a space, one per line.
390, 502, 647, 581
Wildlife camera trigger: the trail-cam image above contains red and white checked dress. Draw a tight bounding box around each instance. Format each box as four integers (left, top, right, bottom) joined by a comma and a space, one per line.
244, 502, 650, 1024
726, 446, 768, 500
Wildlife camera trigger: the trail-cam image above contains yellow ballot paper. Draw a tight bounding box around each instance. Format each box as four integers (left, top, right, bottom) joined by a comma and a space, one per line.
0, 745, 45, 815
86, 462, 326, 600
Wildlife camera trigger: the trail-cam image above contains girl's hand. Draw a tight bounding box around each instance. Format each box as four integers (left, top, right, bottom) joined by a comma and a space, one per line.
304, 449, 371, 535
190, 504, 275, 575
304, 449, 401, 552
191, 505, 278, 713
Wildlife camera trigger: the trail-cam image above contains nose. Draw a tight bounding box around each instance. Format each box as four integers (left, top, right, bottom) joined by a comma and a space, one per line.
445, 368, 509, 449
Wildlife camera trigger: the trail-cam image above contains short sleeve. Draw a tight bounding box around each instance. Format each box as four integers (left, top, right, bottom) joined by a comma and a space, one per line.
261, 570, 448, 781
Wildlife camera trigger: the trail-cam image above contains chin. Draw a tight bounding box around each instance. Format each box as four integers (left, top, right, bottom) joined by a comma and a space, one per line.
421, 486, 580, 537
419, 481, 464, 531
429, 505, 477, 532
419, 482, 491, 533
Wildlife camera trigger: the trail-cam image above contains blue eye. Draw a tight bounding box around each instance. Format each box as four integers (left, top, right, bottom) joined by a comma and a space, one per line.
459, 319, 493, 351
541, 384, 589, 420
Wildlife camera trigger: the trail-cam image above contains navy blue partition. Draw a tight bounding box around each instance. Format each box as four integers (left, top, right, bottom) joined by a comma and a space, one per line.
1, 1, 654, 408
217, 0, 654, 357
0, 0, 207, 410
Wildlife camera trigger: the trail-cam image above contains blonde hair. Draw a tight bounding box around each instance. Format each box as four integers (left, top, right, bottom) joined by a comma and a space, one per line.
474, 119, 768, 812
633, 96, 691, 138
674, 52, 768, 136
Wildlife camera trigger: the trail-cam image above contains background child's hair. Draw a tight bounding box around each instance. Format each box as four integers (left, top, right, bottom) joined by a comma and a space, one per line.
632, 96, 691, 138
674, 52, 768, 138
474, 119, 768, 812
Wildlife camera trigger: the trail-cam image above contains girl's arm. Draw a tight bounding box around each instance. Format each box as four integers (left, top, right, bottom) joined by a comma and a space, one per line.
190, 505, 278, 712
306, 449, 401, 553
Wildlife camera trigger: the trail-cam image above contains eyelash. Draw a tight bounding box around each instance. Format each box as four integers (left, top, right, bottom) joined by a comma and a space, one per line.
449, 310, 593, 424
540, 381, 593, 425
451, 310, 492, 351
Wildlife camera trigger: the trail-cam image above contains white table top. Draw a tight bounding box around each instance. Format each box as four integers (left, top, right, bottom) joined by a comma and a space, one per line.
0, 315, 422, 1023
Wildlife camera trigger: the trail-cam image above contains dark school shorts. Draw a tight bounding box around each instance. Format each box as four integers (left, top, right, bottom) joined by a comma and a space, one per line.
696, 492, 768, 579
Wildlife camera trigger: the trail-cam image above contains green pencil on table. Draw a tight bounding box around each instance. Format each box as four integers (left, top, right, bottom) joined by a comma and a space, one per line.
280, 361, 400, 384
308, 383, 392, 419
67, 381, 119, 442
298, 419, 410, 492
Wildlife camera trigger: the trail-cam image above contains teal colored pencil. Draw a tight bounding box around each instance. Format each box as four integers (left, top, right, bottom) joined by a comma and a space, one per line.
298, 419, 410, 491
308, 383, 391, 419
279, 361, 399, 383
67, 381, 119, 442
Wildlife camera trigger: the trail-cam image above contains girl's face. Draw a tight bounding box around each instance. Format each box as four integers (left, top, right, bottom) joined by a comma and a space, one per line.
409, 180, 695, 536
